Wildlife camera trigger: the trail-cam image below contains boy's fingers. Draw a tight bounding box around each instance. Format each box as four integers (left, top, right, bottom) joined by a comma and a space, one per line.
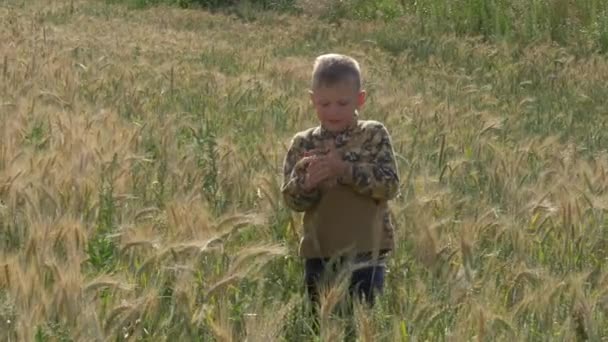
309, 167, 331, 183
308, 169, 325, 182
307, 158, 324, 170
310, 157, 338, 174
303, 176, 314, 190
303, 177, 316, 190
305, 148, 327, 157
308, 162, 330, 176
297, 156, 319, 168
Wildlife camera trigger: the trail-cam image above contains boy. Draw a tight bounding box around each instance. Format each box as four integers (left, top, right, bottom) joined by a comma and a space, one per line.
281, 53, 400, 308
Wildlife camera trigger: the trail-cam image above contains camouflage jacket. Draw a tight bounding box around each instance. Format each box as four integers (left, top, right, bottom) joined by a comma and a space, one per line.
281, 119, 400, 258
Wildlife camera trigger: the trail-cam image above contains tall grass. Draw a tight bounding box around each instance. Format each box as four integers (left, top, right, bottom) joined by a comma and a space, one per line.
1, 0, 608, 340
107, 0, 608, 53
316, 0, 608, 53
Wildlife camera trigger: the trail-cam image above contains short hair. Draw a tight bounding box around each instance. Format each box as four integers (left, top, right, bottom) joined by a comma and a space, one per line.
311, 53, 362, 90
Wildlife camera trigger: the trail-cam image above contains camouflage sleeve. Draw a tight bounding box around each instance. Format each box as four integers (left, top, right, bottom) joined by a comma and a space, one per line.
281, 135, 321, 212
338, 123, 400, 201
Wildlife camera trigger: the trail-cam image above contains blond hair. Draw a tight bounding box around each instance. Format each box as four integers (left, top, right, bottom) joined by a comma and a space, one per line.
311, 53, 362, 90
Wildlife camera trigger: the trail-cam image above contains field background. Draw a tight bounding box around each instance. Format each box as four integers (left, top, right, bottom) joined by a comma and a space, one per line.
2, 0, 608, 341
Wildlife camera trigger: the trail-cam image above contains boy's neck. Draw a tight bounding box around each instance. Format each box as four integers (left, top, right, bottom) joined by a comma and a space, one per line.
320, 113, 359, 136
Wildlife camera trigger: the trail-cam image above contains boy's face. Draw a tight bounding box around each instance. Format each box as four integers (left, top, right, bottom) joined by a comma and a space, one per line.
310, 80, 366, 133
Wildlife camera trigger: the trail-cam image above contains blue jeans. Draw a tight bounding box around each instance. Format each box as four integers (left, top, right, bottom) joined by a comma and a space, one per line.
304, 255, 386, 307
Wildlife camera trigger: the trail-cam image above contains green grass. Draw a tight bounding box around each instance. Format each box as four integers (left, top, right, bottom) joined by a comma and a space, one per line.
2, 0, 608, 341
110, 0, 608, 53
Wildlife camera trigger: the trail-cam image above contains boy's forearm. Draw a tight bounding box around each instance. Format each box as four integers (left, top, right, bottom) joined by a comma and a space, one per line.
338, 161, 399, 200
282, 137, 321, 211
338, 124, 400, 200
281, 176, 320, 211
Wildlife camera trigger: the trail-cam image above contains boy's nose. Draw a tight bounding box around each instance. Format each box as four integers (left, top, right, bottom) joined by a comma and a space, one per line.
327, 107, 341, 116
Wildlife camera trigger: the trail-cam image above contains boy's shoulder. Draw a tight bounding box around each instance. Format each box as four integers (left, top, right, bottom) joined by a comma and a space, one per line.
288, 120, 391, 144
291, 125, 322, 141
356, 119, 389, 134
288, 126, 322, 150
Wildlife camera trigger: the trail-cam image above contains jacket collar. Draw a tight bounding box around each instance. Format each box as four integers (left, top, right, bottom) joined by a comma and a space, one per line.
319, 112, 359, 139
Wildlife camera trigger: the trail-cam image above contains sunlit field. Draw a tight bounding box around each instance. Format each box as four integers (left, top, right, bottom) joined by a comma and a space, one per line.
2, 0, 608, 340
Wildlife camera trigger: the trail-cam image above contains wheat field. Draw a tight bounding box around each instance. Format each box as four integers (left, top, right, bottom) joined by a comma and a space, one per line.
1, 0, 608, 341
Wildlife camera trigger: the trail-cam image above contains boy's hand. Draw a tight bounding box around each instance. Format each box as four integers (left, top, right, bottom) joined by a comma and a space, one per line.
295, 149, 324, 192
303, 147, 348, 191
294, 149, 325, 173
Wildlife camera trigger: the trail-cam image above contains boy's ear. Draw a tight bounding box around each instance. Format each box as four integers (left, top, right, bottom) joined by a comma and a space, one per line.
357, 90, 367, 107
308, 90, 315, 104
